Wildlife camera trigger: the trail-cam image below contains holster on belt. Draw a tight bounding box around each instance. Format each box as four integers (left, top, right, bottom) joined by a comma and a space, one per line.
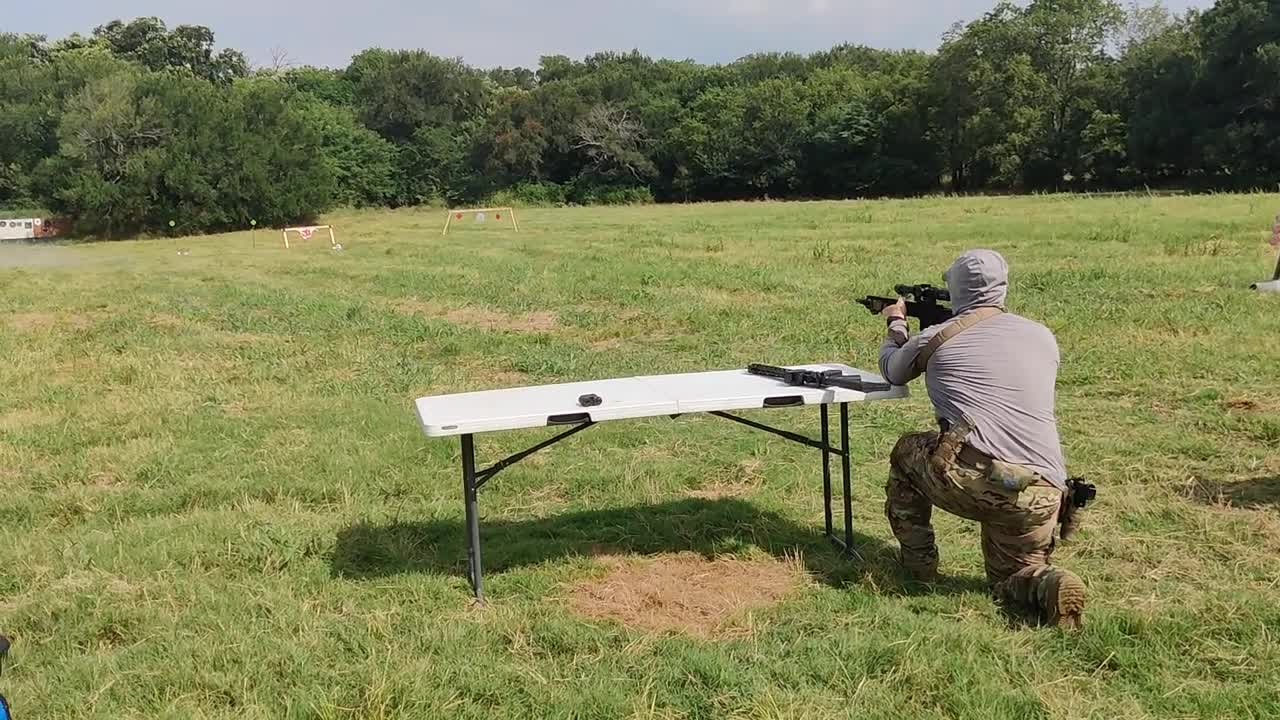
930, 415, 976, 485
934, 415, 1051, 493
1059, 477, 1097, 541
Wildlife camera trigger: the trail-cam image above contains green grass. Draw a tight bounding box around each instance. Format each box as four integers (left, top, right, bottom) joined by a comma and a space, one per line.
2, 195, 1279, 719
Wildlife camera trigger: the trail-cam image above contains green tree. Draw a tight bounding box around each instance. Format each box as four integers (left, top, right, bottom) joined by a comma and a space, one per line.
572, 103, 655, 183
347, 49, 492, 143
669, 85, 750, 198
1194, 0, 1280, 185
283, 66, 355, 107
1021, 0, 1126, 188
472, 88, 548, 185
303, 104, 397, 208
1118, 7, 1202, 183
91, 18, 248, 82
34, 72, 331, 236
928, 5, 1045, 190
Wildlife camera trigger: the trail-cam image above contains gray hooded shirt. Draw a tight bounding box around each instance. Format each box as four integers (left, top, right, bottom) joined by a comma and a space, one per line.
878, 249, 1067, 488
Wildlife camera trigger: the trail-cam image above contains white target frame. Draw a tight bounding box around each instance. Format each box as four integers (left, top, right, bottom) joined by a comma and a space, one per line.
282, 225, 337, 249
442, 207, 519, 236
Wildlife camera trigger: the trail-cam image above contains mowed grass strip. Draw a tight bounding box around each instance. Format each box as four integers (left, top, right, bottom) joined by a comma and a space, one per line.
1, 195, 1278, 719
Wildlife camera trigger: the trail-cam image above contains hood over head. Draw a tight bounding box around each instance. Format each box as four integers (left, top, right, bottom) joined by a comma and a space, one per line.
944, 249, 1008, 313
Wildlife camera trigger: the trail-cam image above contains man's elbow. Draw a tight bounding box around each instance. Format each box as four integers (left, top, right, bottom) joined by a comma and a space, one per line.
878, 358, 910, 387
885, 367, 913, 387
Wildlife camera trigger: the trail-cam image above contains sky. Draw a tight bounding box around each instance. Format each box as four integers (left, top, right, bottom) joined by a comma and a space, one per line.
9, 0, 1214, 71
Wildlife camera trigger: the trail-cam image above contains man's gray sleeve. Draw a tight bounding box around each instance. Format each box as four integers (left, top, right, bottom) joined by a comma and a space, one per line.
878, 319, 927, 386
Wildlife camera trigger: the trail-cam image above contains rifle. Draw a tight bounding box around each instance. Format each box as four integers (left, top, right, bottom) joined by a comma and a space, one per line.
748, 364, 891, 393
858, 283, 955, 330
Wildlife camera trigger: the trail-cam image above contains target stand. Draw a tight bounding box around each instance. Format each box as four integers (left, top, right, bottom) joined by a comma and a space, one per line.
283, 225, 337, 249
442, 207, 519, 236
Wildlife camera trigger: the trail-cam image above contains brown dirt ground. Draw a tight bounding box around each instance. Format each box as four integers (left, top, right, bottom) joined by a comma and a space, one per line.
567, 552, 809, 639
686, 459, 765, 499
0, 408, 59, 432
391, 298, 559, 333
1222, 396, 1279, 413
6, 312, 60, 332
6, 311, 99, 332
145, 313, 186, 329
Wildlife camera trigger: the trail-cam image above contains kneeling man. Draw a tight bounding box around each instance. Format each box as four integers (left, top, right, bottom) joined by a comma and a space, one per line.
878, 249, 1085, 628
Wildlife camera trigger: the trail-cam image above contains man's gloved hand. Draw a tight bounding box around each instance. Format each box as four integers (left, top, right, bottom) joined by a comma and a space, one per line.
882, 297, 907, 321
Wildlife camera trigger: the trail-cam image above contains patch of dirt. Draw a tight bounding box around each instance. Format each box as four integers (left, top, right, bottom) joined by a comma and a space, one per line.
0, 408, 59, 432
7, 311, 98, 332
588, 337, 626, 351
7, 312, 58, 331
488, 368, 529, 386
392, 298, 559, 333
449, 307, 559, 332
390, 298, 434, 316
432, 359, 531, 392
696, 287, 770, 305
567, 552, 808, 639
88, 471, 121, 488
145, 313, 186, 329
221, 331, 272, 346
687, 459, 765, 499
423, 371, 531, 395
220, 401, 252, 417
1222, 397, 1278, 413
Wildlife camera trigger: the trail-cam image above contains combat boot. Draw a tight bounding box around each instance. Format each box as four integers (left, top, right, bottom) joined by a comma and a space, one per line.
897, 549, 939, 583
997, 566, 1086, 630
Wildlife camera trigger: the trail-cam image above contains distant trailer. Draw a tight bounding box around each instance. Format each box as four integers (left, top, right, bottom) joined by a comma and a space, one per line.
0, 217, 69, 241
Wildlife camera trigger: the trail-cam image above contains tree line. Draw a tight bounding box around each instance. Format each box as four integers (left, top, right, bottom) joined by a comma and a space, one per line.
1, 1, 1277, 237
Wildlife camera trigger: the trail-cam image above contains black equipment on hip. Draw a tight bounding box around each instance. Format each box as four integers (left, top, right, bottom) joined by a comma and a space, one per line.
1067, 478, 1097, 508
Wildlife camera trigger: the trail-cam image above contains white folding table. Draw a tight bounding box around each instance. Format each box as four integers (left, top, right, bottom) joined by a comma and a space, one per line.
414, 363, 908, 600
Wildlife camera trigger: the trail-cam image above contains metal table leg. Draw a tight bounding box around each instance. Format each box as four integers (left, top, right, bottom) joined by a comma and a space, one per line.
840, 402, 853, 550
821, 405, 833, 539
461, 434, 483, 601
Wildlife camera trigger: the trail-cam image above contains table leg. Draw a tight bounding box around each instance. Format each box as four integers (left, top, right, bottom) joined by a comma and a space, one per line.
840, 402, 853, 550
821, 404, 833, 539
461, 433, 483, 601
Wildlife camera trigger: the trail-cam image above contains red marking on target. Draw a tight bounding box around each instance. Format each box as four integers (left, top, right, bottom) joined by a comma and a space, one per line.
456, 213, 463, 219
496, 213, 502, 220
299, 227, 315, 240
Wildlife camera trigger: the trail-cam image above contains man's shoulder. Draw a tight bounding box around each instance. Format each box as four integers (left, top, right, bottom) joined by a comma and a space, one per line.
998, 312, 1059, 348
938, 309, 1048, 332
931, 309, 1055, 345
1000, 311, 1053, 332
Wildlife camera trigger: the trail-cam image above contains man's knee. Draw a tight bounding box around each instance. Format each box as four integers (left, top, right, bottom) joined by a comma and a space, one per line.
981, 519, 1057, 588
886, 437, 935, 529
890, 431, 938, 478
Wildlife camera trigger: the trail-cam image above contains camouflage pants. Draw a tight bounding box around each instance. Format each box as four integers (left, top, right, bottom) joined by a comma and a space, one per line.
885, 431, 1063, 591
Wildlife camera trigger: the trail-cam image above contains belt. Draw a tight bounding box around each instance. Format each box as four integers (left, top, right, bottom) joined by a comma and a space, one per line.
957, 443, 992, 467
956, 444, 1057, 489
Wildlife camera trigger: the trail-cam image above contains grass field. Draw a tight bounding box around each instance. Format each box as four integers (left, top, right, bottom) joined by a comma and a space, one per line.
2, 195, 1279, 719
